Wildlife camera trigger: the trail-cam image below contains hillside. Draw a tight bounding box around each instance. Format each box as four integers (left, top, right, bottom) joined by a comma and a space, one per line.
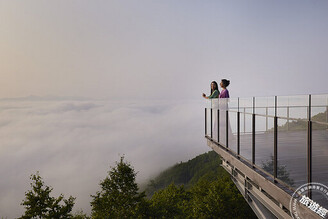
144, 150, 257, 218
145, 150, 229, 196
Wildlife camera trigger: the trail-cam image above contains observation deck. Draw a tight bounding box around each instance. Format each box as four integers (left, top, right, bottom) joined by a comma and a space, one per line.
205, 94, 328, 219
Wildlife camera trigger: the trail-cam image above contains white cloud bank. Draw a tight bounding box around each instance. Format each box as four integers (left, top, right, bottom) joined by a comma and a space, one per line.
0, 99, 208, 218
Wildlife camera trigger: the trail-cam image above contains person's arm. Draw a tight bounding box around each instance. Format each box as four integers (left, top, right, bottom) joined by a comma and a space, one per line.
202, 93, 208, 99
208, 90, 219, 99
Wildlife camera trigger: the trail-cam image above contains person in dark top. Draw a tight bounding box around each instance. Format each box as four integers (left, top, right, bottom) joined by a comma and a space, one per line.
202, 81, 219, 99
219, 79, 230, 98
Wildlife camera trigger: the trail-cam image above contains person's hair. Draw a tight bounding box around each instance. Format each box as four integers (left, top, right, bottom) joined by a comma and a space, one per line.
221, 79, 230, 88
211, 81, 218, 94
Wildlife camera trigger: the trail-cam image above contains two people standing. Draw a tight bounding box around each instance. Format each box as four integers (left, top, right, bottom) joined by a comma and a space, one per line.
203, 79, 232, 145
202, 79, 230, 99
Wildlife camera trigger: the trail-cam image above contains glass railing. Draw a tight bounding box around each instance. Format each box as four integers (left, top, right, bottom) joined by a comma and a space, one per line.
205, 94, 328, 208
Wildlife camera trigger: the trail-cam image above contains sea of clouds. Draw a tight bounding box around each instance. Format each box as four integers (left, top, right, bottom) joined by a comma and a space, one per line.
0, 98, 209, 218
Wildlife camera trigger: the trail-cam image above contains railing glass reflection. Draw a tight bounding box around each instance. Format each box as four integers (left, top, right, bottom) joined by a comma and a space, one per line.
205, 94, 328, 208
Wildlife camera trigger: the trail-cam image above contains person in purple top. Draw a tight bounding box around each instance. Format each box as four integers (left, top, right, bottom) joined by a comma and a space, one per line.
219, 79, 230, 98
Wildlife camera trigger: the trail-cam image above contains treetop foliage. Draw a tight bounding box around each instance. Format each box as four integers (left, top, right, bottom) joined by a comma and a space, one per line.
19, 152, 258, 218
19, 172, 75, 219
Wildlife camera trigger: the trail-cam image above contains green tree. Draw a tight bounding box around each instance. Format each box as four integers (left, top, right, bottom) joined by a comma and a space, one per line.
190, 176, 257, 219
149, 184, 192, 218
90, 156, 149, 218
72, 209, 90, 219
19, 172, 75, 219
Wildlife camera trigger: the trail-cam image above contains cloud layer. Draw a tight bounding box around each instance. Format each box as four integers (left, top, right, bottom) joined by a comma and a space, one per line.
0, 99, 208, 218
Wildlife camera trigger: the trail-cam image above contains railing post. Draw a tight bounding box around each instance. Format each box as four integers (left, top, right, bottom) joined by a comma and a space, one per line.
307, 94, 312, 199
226, 110, 229, 148
244, 107, 246, 134
266, 107, 268, 132
326, 97, 328, 129
252, 97, 255, 165
252, 114, 255, 165
205, 108, 207, 136
287, 106, 289, 131
274, 96, 278, 181
237, 98, 240, 156
217, 109, 220, 143
210, 108, 213, 139
326, 106, 328, 130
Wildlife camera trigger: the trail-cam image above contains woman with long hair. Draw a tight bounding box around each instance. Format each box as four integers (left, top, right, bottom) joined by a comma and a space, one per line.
203, 81, 219, 140
202, 81, 219, 99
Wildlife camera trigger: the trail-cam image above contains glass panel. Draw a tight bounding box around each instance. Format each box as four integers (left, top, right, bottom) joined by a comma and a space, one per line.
239, 97, 253, 157
276, 117, 308, 132
312, 122, 328, 209
311, 106, 328, 125
228, 97, 239, 110
256, 115, 274, 176
219, 109, 227, 146
277, 95, 309, 107
217, 98, 230, 146
277, 106, 287, 118
228, 111, 238, 153
255, 107, 266, 116
288, 106, 308, 120
210, 98, 219, 110
255, 114, 267, 133
255, 96, 275, 116
205, 99, 212, 109
268, 107, 275, 118
277, 95, 309, 119
311, 94, 328, 107
311, 94, 328, 125
239, 97, 253, 109
277, 118, 307, 189
240, 113, 252, 161
206, 108, 211, 137
212, 108, 218, 141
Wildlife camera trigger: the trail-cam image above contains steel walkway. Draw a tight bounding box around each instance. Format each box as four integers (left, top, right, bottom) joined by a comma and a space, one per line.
205, 94, 328, 219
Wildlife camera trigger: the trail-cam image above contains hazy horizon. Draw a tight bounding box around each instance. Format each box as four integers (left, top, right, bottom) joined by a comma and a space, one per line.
1, 0, 328, 100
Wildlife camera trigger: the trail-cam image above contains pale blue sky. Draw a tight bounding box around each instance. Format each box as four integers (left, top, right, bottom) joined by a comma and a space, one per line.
0, 0, 327, 99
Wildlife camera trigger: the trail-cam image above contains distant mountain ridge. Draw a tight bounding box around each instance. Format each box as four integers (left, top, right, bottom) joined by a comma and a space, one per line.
0, 95, 92, 101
